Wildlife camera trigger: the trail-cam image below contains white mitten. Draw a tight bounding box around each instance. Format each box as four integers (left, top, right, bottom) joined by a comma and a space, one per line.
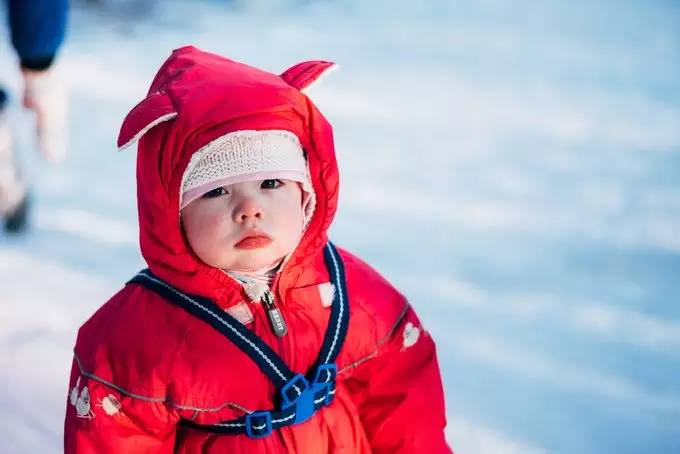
22, 68, 68, 163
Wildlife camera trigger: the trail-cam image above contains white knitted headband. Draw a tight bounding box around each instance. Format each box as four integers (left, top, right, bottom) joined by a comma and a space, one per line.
179, 130, 315, 226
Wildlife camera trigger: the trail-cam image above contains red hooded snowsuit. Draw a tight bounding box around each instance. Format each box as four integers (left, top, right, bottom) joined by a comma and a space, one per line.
64, 46, 451, 454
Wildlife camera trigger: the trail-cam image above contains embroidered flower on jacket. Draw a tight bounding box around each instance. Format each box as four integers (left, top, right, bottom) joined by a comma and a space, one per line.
97, 394, 122, 416
69, 376, 95, 419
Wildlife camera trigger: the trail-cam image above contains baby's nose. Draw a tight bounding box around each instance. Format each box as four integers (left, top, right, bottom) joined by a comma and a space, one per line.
234, 198, 263, 221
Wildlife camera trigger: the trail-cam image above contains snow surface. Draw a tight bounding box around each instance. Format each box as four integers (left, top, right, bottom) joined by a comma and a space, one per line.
1, 0, 679, 452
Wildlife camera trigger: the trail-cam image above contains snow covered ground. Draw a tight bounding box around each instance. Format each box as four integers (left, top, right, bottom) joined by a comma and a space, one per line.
1, 0, 679, 452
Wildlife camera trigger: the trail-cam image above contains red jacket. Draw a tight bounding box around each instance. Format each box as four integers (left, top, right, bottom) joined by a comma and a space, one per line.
64, 46, 452, 453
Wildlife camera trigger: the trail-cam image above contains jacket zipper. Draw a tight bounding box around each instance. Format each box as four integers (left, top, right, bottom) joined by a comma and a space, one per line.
261, 289, 288, 337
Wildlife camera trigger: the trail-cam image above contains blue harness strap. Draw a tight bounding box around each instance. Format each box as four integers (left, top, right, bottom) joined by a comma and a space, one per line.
128, 242, 350, 438
128, 270, 296, 389
310, 242, 350, 380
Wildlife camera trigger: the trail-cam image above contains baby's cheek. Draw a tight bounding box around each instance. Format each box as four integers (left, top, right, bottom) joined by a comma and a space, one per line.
205, 211, 228, 233
186, 212, 220, 251
201, 214, 234, 256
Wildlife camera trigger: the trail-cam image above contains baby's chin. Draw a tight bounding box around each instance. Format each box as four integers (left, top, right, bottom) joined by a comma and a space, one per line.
222, 252, 287, 273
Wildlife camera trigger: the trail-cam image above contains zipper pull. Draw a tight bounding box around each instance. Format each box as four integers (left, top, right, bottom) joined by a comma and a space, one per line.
261, 290, 287, 337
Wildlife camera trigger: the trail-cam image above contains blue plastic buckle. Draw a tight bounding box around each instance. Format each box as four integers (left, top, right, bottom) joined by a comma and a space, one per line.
245, 411, 272, 438
281, 373, 319, 424
281, 373, 309, 404
313, 363, 337, 406
313, 363, 337, 385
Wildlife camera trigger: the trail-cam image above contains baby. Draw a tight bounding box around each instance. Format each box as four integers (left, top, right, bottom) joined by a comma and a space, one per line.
64, 46, 452, 453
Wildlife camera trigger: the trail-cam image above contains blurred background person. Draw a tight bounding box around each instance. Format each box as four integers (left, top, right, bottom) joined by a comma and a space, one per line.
0, 0, 68, 232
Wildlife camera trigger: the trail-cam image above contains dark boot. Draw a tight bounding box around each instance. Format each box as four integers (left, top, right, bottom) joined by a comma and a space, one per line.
4, 192, 30, 233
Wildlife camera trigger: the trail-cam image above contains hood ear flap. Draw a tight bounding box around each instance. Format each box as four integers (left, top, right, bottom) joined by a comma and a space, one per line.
280, 60, 337, 93
117, 91, 177, 150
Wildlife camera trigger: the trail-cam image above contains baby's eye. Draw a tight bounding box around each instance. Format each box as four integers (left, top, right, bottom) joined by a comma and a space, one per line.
261, 179, 283, 189
201, 187, 227, 198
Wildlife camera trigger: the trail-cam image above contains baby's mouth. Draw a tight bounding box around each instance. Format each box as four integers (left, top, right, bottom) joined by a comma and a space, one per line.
234, 233, 273, 250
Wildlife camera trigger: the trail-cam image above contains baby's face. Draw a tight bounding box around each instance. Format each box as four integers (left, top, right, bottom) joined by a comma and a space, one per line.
181, 179, 305, 272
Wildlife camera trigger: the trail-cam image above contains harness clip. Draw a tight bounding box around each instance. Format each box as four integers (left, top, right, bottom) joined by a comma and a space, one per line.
313, 363, 337, 385
281, 374, 315, 424
245, 411, 272, 438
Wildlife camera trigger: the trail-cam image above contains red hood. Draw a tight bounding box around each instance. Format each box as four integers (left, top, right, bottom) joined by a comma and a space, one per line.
117, 46, 339, 305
